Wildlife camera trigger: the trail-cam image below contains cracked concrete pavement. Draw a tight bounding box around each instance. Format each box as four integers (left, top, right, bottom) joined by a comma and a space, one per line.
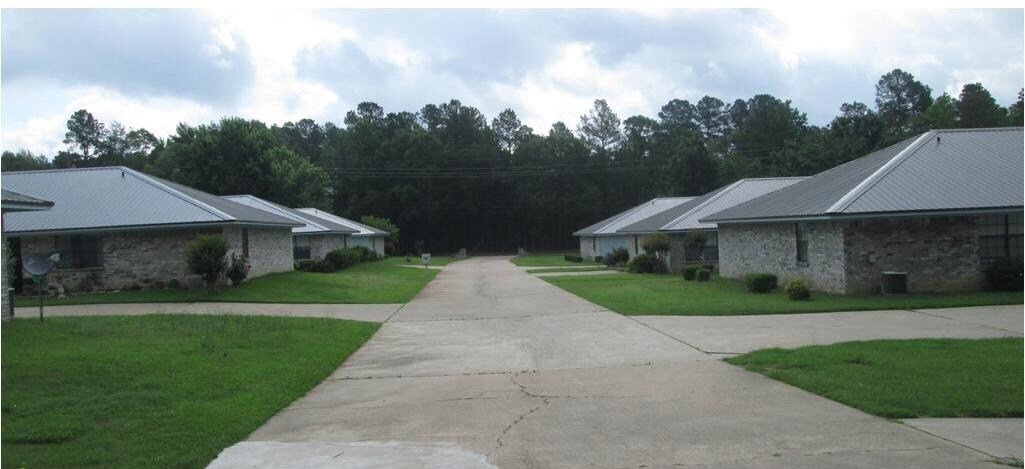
207, 256, 1017, 468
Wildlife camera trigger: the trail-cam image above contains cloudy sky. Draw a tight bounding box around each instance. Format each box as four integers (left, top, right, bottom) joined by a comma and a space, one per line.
2, 8, 1022, 156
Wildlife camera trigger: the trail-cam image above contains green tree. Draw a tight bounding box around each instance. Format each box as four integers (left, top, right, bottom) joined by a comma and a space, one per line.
184, 235, 229, 291
360, 215, 400, 244
267, 146, 331, 209
577, 99, 623, 154
62, 109, 107, 165
924, 93, 959, 129
1006, 89, 1024, 126
492, 108, 523, 153
1, 150, 51, 171
956, 83, 1006, 128
875, 69, 933, 139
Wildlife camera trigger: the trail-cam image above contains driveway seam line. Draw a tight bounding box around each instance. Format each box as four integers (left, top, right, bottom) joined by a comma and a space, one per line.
898, 421, 1004, 460
910, 308, 1023, 335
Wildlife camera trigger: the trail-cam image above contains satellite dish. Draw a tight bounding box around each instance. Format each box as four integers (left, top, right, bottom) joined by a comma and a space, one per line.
23, 253, 59, 277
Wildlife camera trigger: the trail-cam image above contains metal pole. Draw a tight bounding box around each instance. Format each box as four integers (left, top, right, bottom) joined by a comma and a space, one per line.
37, 277, 43, 321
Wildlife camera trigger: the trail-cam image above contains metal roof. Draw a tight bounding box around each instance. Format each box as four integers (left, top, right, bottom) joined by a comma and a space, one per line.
617, 188, 729, 234
294, 208, 389, 237
223, 195, 357, 235
574, 197, 695, 236
704, 128, 1025, 223
660, 177, 807, 232
1, 166, 301, 235
1, 188, 53, 212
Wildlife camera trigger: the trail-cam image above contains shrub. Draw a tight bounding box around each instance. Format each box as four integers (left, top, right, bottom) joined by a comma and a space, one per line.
226, 253, 251, 286
984, 258, 1024, 291
641, 233, 672, 254
184, 235, 229, 291
627, 253, 668, 274
594, 256, 603, 264
296, 259, 318, 272
745, 273, 778, 293
351, 246, 378, 262
603, 247, 630, 267
563, 255, 583, 263
312, 259, 336, 273
696, 268, 711, 281
784, 279, 811, 300
326, 248, 361, 270
702, 264, 716, 272
168, 279, 182, 289
681, 265, 699, 281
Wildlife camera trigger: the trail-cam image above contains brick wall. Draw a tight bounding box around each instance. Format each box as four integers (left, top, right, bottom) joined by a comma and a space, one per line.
309, 234, 349, 260
222, 227, 293, 278
718, 222, 846, 293
579, 236, 597, 260
843, 216, 982, 293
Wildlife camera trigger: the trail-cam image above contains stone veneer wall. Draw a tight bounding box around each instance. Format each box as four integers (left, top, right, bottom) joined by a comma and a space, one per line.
718, 222, 846, 293
843, 216, 981, 293
20, 228, 218, 292
309, 234, 349, 260
19, 226, 293, 292
222, 227, 293, 279
579, 236, 597, 261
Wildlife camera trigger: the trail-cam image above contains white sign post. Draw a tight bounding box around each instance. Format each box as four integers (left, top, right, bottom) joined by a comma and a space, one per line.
421, 253, 431, 271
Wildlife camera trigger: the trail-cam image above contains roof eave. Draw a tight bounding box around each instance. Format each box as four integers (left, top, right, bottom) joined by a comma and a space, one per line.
6, 219, 300, 237
710, 206, 1025, 225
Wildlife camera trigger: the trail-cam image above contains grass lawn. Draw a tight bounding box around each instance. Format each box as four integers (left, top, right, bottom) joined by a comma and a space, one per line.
726, 338, 1023, 418
17, 256, 451, 307
510, 253, 599, 267
525, 266, 609, 274
543, 273, 1023, 316
1, 315, 379, 469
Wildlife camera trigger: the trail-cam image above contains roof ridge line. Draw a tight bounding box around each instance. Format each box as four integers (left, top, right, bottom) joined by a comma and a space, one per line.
123, 168, 236, 221
594, 201, 651, 233
661, 180, 744, 229
826, 130, 935, 214
296, 208, 378, 234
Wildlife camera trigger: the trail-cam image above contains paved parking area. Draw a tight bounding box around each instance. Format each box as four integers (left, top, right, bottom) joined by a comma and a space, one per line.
208, 257, 1014, 468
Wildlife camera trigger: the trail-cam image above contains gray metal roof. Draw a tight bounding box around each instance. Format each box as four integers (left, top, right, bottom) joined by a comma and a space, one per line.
223, 195, 357, 235
704, 128, 1025, 223
660, 177, 807, 232
574, 197, 695, 236
1, 188, 53, 212
617, 188, 729, 234
295, 208, 390, 237
1, 166, 301, 235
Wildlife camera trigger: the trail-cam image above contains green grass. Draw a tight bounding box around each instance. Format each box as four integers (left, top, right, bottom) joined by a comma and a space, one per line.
727, 338, 1024, 418
17, 257, 449, 307
543, 273, 1023, 316
1, 315, 380, 469
525, 266, 609, 274
510, 253, 598, 267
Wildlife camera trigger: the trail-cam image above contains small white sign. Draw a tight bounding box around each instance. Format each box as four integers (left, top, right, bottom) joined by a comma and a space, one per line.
421, 253, 431, 266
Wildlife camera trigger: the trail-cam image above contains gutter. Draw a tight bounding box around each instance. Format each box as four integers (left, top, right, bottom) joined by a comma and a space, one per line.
5, 220, 300, 237
710, 206, 1024, 225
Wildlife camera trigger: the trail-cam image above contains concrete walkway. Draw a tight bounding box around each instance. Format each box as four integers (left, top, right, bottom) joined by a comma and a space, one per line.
208, 256, 1011, 468
13, 302, 400, 323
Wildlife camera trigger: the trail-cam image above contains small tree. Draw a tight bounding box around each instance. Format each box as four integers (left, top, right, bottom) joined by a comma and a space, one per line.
360, 215, 399, 254
686, 232, 708, 262
641, 233, 671, 255
184, 235, 229, 291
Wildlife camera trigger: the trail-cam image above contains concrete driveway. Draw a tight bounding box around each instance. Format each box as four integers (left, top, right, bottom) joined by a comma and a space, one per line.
208, 256, 1015, 468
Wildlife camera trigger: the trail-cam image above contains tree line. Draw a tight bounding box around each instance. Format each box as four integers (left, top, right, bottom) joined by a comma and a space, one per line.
3, 69, 1022, 253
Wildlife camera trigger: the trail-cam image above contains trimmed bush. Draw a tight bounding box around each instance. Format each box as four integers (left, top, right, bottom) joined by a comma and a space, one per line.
603, 247, 630, 267
702, 264, 716, 272
695, 268, 711, 281
681, 266, 699, 281
784, 279, 812, 300
563, 255, 584, 263
184, 235, 229, 291
296, 259, 318, 272
627, 253, 668, 274
745, 273, 778, 293
594, 256, 603, 264
312, 259, 337, 273
326, 248, 361, 270
984, 258, 1023, 291
226, 253, 251, 286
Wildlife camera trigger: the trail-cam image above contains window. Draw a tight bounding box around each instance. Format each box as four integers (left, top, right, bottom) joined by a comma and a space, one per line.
979, 213, 1024, 260
293, 236, 311, 260
55, 235, 103, 268
242, 229, 250, 258
795, 223, 809, 263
